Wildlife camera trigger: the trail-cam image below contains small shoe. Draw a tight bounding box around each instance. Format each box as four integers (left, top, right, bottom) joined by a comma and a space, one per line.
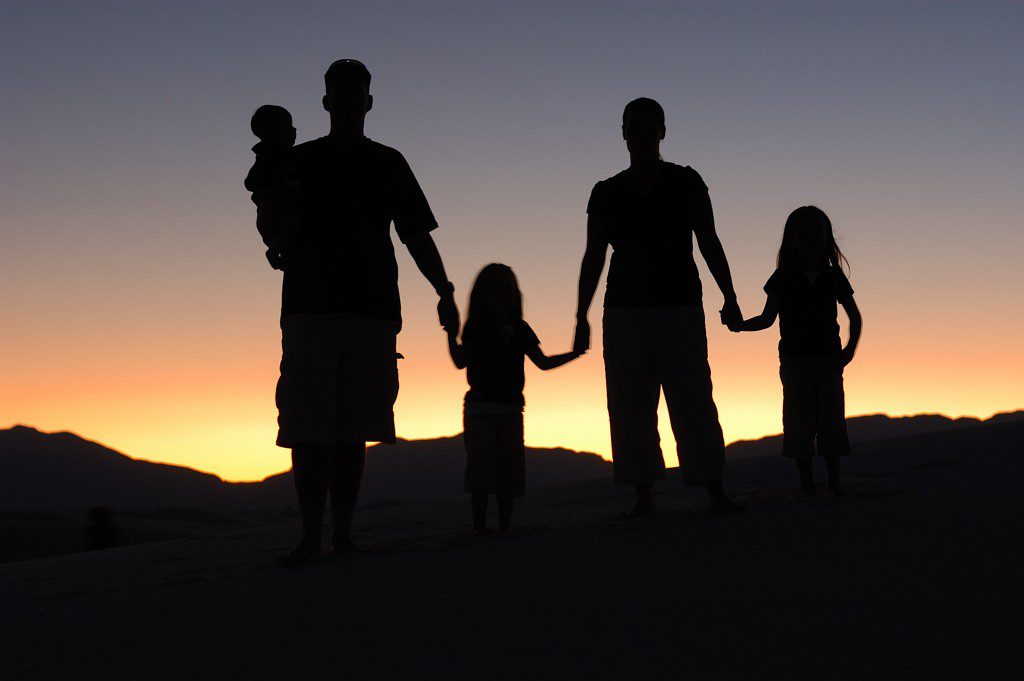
473, 527, 494, 536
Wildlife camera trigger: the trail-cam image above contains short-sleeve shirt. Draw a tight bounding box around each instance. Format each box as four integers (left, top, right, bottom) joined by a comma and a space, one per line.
282, 137, 437, 324
586, 162, 709, 308
462, 320, 541, 407
764, 266, 854, 358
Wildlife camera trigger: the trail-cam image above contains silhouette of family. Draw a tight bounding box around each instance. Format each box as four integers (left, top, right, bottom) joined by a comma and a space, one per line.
245, 60, 863, 566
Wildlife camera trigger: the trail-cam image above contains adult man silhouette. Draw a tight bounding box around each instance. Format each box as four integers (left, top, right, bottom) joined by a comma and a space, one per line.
259, 60, 458, 566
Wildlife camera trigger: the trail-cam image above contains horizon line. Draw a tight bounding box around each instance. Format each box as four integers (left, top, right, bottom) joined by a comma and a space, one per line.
4, 406, 1021, 484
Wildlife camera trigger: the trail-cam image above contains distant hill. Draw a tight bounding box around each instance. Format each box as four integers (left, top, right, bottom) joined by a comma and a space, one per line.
2, 411, 1020, 512
0, 427, 610, 512
724, 410, 1024, 461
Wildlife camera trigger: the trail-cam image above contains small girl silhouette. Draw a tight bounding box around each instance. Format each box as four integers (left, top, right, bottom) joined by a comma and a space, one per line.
729, 206, 862, 496
447, 264, 584, 533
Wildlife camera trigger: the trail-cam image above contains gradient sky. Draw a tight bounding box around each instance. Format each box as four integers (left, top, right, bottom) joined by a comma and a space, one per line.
3, 1, 1022, 481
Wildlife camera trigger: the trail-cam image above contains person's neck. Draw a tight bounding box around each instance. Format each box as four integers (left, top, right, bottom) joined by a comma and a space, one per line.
628, 149, 661, 170
327, 120, 366, 145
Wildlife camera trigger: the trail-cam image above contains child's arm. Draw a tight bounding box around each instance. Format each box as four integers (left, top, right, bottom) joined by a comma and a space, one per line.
728, 296, 779, 332
525, 345, 583, 371
447, 328, 468, 369
838, 294, 862, 368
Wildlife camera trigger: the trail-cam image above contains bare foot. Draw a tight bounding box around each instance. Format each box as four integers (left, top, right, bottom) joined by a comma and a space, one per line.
708, 495, 746, 514
278, 541, 321, 567
330, 537, 367, 555
625, 497, 655, 517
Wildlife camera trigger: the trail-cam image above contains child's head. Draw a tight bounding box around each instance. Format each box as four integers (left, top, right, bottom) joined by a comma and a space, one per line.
777, 206, 849, 272
250, 105, 296, 146
466, 263, 523, 328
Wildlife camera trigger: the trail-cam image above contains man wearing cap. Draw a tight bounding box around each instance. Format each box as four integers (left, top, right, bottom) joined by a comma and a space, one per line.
268, 59, 458, 566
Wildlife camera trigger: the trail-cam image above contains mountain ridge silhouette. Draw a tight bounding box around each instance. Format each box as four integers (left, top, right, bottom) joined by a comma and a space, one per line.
2, 410, 1020, 512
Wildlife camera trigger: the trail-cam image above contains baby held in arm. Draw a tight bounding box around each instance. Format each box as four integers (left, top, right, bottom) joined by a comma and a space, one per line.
244, 104, 300, 270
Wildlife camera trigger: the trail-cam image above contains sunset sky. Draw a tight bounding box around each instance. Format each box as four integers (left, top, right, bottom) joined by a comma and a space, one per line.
3, 1, 1022, 482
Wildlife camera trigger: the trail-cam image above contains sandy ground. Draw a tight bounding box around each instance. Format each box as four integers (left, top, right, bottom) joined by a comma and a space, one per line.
3, 426, 1022, 680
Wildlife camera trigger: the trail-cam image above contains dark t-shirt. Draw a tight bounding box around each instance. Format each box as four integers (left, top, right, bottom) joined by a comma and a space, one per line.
463, 320, 541, 407
764, 266, 854, 358
586, 162, 709, 308
280, 137, 437, 324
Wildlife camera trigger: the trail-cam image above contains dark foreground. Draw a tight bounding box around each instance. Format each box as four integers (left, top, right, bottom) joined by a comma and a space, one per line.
2, 422, 1022, 680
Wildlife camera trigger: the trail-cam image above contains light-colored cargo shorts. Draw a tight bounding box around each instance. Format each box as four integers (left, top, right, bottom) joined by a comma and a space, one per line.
276, 313, 399, 447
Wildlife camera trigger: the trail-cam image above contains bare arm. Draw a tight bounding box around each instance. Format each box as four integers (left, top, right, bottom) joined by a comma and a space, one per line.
692, 191, 741, 324
525, 345, 581, 371
446, 329, 467, 369
573, 214, 610, 352
838, 294, 862, 367
733, 296, 779, 332
404, 231, 459, 332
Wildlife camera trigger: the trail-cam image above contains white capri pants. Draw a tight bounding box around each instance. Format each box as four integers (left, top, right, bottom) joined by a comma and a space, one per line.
603, 305, 726, 486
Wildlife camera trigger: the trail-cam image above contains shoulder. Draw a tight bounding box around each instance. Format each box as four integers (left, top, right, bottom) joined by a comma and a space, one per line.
292, 137, 328, 164
764, 267, 790, 292
593, 169, 628, 192
589, 170, 627, 205
293, 137, 327, 153
666, 163, 708, 192
826, 266, 854, 293
363, 139, 409, 165
514, 320, 541, 346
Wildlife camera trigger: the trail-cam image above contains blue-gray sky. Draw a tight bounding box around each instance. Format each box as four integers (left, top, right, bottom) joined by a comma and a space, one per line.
3, 1, 1022, 480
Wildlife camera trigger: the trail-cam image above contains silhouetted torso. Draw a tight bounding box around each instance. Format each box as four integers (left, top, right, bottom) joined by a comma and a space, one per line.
764, 266, 853, 357
463, 320, 540, 407
283, 136, 436, 323
587, 162, 708, 308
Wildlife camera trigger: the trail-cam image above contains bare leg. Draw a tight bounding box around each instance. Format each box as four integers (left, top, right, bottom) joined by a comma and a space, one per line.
627, 483, 655, 516
796, 458, 817, 496
279, 445, 331, 566
472, 494, 490, 534
497, 497, 514, 532
330, 442, 366, 553
825, 456, 844, 496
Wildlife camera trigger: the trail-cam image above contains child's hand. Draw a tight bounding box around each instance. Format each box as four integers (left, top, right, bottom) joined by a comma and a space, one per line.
838, 347, 855, 371
720, 298, 743, 330
719, 310, 742, 332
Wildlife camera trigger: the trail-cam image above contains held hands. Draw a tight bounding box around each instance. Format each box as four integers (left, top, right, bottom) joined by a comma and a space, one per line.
572, 317, 591, 355
437, 288, 459, 334
720, 297, 743, 332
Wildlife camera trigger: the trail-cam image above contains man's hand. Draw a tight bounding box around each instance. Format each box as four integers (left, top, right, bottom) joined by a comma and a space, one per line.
437, 289, 459, 334
573, 317, 591, 354
838, 347, 855, 372
720, 297, 742, 331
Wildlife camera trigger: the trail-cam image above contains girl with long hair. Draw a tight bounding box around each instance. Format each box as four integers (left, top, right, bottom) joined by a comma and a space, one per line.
730, 206, 863, 495
448, 264, 583, 533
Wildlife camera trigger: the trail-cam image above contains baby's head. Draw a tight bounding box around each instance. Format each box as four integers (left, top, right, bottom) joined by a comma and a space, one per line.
250, 105, 296, 146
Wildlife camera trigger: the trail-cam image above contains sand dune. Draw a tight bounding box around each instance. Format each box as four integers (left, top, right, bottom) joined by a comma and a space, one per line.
2, 420, 1021, 680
